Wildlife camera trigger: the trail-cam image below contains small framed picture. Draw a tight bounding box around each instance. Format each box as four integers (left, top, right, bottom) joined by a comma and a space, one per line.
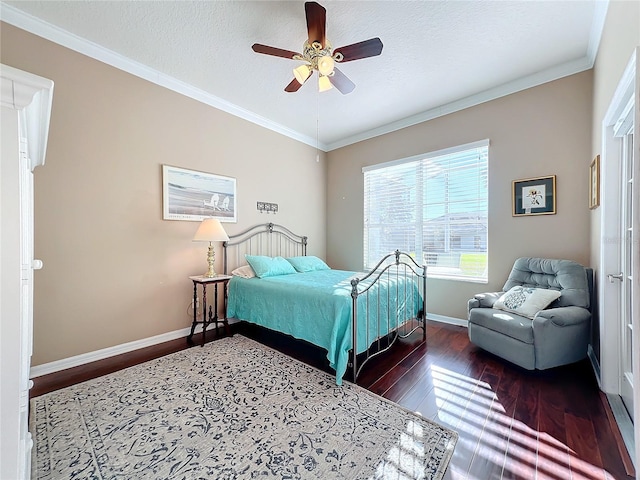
512, 175, 556, 216
589, 155, 600, 209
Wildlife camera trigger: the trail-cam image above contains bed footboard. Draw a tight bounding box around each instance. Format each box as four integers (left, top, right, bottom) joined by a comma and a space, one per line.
350, 250, 427, 382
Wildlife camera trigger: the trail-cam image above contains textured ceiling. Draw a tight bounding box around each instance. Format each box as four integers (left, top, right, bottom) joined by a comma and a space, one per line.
1, 1, 607, 150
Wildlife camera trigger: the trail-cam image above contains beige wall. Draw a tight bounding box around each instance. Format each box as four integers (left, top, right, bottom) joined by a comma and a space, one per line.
4, 1, 636, 366
1, 23, 327, 366
327, 71, 593, 320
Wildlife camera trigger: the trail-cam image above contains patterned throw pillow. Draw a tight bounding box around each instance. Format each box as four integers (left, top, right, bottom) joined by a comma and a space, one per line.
231, 265, 256, 279
493, 286, 561, 319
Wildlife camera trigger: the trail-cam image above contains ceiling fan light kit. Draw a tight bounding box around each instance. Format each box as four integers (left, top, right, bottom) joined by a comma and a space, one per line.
318, 75, 333, 92
317, 53, 335, 77
293, 64, 312, 84
251, 1, 383, 95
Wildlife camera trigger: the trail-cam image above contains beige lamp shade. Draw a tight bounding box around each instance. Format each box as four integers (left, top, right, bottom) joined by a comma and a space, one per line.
193, 218, 229, 243
193, 218, 229, 278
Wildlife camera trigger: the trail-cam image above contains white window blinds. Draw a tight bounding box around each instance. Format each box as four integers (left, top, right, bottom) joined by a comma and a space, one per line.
363, 140, 489, 282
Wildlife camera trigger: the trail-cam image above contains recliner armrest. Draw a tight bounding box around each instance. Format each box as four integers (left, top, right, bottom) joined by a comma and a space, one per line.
471, 291, 504, 309
533, 306, 591, 327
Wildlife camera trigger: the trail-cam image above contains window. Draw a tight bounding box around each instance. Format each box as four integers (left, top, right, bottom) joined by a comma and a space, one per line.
363, 140, 489, 282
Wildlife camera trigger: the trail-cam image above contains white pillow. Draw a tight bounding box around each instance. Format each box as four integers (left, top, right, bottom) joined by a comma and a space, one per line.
231, 265, 256, 279
493, 286, 561, 319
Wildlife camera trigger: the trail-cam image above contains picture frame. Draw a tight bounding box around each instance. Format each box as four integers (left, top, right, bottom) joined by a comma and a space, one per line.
512, 175, 556, 216
589, 155, 600, 209
162, 165, 237, 222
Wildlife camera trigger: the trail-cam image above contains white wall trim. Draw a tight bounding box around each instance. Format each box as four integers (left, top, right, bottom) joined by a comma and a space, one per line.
327, 56, 593, 151
0, 4, 325, 151
29, 318, 240, 378
605, 393, 636, 469
30, 327, 192, 378
587, 343, 602, 389
1, 3, 604, 153
586, 0, 610, 67
599, 49, 637, 395
329, 0, 609, 151
427, 313, 468, 328
29, 315, 462, 379
0, 64, 54, 169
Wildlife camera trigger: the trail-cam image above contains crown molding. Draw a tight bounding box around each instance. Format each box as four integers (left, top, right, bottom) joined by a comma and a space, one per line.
326, 55, 594, 151
2, 1, 606, 153
586, 0, 610, 67
0, 3, 328, 151
327, 0, 609, 151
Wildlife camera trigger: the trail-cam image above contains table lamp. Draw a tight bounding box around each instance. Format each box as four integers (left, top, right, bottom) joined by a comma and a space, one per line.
192, 218, 229, 277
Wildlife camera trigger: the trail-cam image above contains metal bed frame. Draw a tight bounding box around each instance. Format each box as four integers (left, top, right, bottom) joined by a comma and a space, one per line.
222, 222, 427, 382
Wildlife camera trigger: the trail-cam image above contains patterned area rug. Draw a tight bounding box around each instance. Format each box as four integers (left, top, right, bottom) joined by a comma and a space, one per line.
31, 335, 457, 479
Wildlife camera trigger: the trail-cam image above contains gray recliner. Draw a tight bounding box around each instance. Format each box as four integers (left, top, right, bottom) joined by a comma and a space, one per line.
467, 257, 593, 370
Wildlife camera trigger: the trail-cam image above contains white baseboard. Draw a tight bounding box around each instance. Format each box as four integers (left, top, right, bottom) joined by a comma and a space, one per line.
587, 343, 602, 389
30, 315, 461, 379
605, 393, 636, 469
29, 318, 240, 379
427, 313, 468, 327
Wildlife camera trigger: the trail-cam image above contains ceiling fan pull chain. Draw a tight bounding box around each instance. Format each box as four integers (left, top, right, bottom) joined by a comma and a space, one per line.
316, 88, 320, 163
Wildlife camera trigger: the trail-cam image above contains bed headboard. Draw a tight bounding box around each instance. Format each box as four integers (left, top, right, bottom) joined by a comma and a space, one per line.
222, 223, 308, 274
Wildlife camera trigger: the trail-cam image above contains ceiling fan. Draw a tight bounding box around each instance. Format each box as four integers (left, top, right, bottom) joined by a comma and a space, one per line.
251, 1, 383, 94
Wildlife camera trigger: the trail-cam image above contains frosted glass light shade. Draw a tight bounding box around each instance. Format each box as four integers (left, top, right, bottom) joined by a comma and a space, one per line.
193, 218, 229, 242
293, 64, 312, 84
318, 75, 333, 92
317, 55, 335, 76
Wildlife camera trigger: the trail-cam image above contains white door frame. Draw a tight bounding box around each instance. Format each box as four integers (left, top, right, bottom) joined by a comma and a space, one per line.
0, 64, 53, 480
599, 47, 639, 474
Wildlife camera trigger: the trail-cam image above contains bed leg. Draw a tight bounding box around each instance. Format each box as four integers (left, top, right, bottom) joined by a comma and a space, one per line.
423, 315, 427, 341
351, 278, 359, 384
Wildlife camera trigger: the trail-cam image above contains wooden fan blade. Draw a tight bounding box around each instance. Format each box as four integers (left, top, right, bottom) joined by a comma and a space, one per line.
329, 68, 355, 95
252, 43, 299, 59
285, 70, 314, 92
285, 78, 303, 92
305, 2, 326, 47
334, 37, 383, 62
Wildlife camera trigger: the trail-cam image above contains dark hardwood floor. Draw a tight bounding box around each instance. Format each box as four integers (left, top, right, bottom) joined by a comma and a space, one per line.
32, 321, 634, 480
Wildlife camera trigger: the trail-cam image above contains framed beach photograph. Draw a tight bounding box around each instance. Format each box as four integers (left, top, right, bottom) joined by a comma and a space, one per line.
162, 165, 237, 222
589, 155, 600, 209
512, 175, 556, 216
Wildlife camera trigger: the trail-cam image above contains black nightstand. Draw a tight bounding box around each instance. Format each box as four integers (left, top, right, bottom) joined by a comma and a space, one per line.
188, 275, 232, 346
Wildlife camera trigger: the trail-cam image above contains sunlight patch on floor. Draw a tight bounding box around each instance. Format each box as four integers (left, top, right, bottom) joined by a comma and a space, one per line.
427, 364, 613, 480
370, 419, 428, 480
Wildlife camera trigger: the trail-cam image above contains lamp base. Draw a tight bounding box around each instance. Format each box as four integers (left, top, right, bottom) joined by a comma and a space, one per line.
204, 243, 217, 278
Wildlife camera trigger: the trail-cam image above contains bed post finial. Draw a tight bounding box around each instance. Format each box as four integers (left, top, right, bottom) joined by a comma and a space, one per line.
395, 249, 401, 264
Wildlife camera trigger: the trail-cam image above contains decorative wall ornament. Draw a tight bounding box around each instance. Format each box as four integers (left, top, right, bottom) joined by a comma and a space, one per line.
257, 201, 278, 214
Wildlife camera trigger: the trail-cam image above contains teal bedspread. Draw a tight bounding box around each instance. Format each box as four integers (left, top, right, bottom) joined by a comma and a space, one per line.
226, 269, 421, 385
